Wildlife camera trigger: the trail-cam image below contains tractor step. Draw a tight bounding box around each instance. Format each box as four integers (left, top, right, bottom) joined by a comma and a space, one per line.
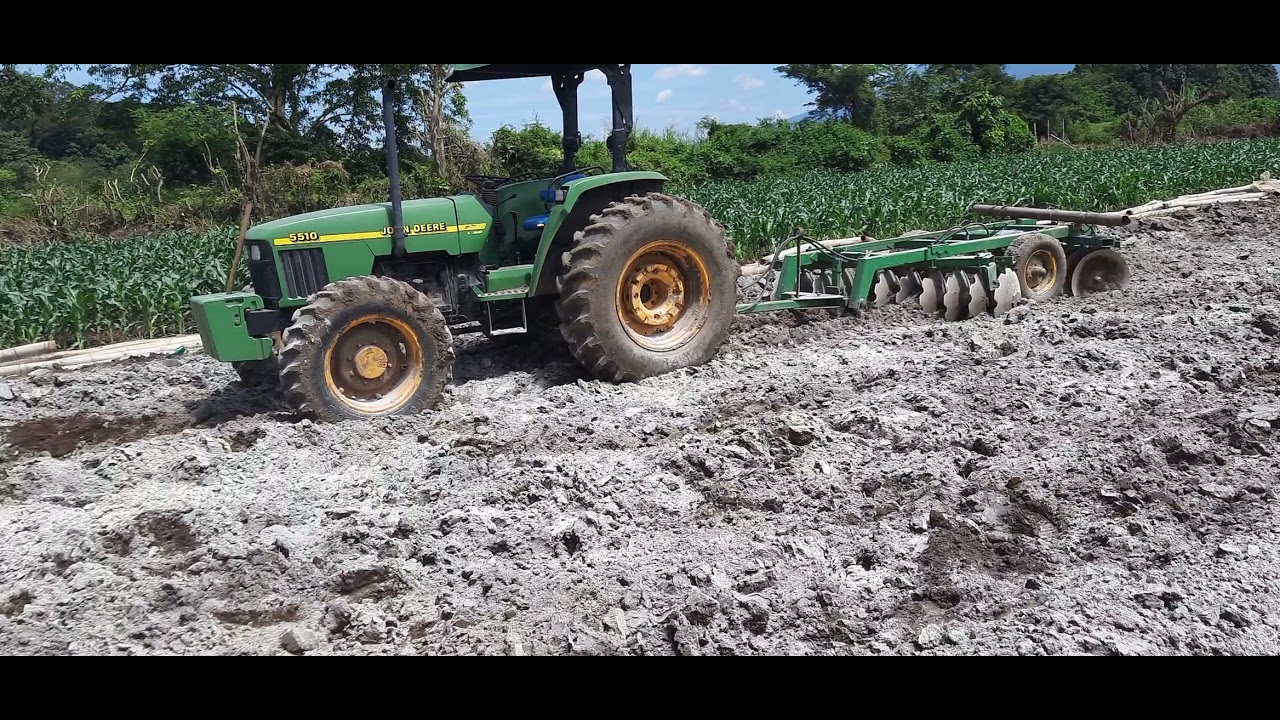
485, 298, 528, 336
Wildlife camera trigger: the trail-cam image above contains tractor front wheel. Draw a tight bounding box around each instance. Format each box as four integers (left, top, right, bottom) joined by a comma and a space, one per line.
278, 276, 454, 422
556, 192, 739, 382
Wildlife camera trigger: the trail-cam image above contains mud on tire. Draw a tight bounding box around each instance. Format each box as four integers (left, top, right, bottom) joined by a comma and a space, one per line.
556, 192, 740, 382
1006, 232, 1068, 301
278, 276, 454, 422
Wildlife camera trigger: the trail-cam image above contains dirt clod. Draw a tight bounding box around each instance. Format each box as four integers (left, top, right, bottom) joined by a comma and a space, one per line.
2, 201, 1279, 655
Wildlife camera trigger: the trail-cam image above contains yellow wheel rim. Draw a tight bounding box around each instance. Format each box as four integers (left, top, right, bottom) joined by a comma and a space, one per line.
323, 314, 424, 415
1022, 249, 1059, 293
616, 240, 712, 352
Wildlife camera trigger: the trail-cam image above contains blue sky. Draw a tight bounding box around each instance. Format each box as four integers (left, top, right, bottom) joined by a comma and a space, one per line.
461, 64, 1082, 139
21, 63, 1280, 140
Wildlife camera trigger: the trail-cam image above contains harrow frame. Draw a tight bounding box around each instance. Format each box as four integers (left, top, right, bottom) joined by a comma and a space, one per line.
737, 209, 1127, 315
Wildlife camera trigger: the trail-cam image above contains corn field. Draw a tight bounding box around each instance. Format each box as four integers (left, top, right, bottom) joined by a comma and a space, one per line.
0, 229, 245, 350
686, 137, 1280, 258
3, 138, 1280, 351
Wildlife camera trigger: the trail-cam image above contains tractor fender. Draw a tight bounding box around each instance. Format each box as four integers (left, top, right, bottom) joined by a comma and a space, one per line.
527, 171, 666, 296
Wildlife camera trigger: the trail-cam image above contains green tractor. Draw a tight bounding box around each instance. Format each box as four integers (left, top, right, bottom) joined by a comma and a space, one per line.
191, 64, 741, 422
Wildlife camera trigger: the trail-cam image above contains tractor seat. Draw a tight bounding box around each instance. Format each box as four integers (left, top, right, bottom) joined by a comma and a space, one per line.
522, 173, 589, 232
522, 213, 550, 231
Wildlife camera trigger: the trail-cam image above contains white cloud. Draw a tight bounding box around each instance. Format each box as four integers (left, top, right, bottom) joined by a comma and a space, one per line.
654, 64, 706, 81
726, 99, 745, 112
774, 109, 788, 119
656, 89, 673, 104
736, 74, 764, 91
541, 79, 553, 92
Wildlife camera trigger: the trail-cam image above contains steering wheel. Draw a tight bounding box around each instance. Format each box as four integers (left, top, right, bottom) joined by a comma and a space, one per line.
465, 174, 515, 192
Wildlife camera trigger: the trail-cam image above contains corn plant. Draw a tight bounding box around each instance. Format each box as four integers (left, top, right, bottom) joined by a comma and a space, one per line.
0, 228, 245, 349
686, 137, 1280, 258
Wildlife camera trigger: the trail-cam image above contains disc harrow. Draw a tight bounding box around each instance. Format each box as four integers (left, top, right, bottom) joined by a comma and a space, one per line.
736, 203, 1133, 323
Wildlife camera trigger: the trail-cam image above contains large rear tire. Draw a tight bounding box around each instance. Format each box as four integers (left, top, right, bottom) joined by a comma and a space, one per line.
556, 192, 739, 382
278, 276, 454, 422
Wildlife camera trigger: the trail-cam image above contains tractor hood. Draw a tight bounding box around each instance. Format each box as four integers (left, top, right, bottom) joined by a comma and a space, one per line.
248, 197, 463, 242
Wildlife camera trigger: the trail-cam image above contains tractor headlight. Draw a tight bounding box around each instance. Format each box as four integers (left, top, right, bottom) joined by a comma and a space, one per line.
250, 244, 262, 261
555, 187, 568, 203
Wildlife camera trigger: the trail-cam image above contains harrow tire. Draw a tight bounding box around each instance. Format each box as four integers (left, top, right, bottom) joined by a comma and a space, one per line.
556, 192, 740, 382
1007, 232, 1067, 302
277, 276, 454, 422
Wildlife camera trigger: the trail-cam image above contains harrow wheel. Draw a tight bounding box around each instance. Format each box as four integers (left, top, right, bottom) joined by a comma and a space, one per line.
557, 192, 739, 382
1007, 232, 1067, 301
278, 276, 454, 422
1070, 248, 1131, 296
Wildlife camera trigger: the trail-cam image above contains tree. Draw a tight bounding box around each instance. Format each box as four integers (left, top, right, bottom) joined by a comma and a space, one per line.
776, 64, 878, 130
414, 64, 471, 184
872, 64, 939, 136
1233, 64, 1280, 99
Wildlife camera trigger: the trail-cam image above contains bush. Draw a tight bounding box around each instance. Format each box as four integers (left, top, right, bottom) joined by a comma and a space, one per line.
1184, 98, 1280, 139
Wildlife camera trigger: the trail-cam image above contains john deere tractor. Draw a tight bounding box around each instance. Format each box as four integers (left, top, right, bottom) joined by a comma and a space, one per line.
191, 64, 741, 422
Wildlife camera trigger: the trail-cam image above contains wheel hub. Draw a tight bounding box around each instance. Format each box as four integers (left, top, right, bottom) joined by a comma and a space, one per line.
354, 345, 389, 379
325, 316, 422, 410
615, 241, 712, 353
1023, 249, 1057, 291
625, 262, 685, 332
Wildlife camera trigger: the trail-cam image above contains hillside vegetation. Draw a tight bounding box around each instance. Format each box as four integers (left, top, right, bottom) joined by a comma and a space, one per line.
5, 137, 1279, 350
2, 64, 1278, 241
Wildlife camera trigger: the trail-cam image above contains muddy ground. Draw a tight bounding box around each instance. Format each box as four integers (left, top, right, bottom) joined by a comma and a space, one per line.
2, 202, 1279, 656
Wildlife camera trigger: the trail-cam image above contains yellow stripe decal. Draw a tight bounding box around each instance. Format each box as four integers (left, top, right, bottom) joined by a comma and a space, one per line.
273, 222, 489, 246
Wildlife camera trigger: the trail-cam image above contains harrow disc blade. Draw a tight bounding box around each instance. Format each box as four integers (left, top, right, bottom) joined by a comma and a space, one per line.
943, 270, 972, 321
992, 268, 1022, 316
872, 270, 900, 308
1063, 249, 1088, 296
896, 270, 923, 305
968, 271, 991, 317
920, 270, 946, 316
1070, 249, 1131, 296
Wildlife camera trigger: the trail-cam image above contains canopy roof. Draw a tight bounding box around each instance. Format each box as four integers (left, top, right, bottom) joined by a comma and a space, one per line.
447, 64, 613, 82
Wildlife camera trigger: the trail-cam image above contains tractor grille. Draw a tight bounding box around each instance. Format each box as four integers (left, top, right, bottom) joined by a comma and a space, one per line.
280, 248, 329, 299
247, 241, 282, 305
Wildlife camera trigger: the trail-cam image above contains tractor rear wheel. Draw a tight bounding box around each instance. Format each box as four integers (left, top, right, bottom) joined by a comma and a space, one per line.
556, 192, 739, 382
1007, 232, 1067, 301
278, 276, 454, 422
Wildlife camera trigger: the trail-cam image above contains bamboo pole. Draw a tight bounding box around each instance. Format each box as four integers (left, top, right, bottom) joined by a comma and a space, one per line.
0, 334, 202, 369
0, 341, 56, 364
0, 338, 202, 377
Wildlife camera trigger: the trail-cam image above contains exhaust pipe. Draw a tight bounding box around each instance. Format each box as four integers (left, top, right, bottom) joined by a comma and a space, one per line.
382, 78, 406, 258
970, 203, 1131, 227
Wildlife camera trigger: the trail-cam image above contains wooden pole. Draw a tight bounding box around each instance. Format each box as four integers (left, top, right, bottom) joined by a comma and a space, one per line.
0, 341, 56, 364
226, 200, 254, 292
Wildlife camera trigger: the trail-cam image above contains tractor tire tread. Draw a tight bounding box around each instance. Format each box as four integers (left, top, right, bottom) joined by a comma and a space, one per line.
556, 192, 738, 383
278, 275, 454, 422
